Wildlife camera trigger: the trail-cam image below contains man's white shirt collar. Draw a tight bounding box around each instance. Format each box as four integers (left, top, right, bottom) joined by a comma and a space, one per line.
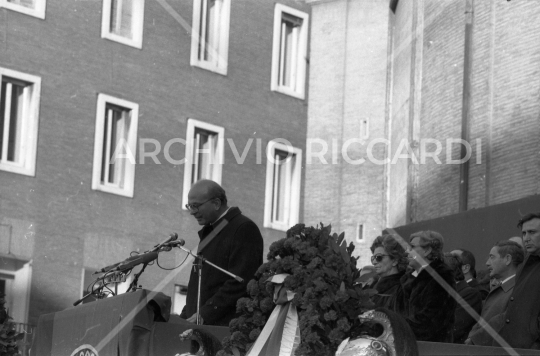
211, 207, 231, 226
412, 263, 430, 277
500, 274, 516, 285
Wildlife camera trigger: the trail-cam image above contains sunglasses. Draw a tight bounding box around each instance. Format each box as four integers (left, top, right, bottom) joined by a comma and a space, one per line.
371, 254, 390, 263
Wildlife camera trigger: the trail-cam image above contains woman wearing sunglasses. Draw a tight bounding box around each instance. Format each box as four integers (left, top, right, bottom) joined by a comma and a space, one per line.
369, 234, 408, 309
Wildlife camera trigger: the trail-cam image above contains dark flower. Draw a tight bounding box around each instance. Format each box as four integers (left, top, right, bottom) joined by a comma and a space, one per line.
323, 310, 338, 321
259, 297, 274, 313
328, 329, 345, 343
247, 279, 260, 297
286, 223, 305, 238
248, 328, 261, 341
337, 317, 351, 332
319, 296, 333, 310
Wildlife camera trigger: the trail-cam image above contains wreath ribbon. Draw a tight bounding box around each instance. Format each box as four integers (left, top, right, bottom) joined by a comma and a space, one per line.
246, 274, 301, 356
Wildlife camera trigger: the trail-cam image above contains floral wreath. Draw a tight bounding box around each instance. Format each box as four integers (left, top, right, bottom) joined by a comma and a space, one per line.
217, 223, 376, 356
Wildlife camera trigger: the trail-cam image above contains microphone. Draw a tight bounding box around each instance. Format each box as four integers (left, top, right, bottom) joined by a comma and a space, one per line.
152, 233, 179, 251
158, 239, 185, 252
110, 251, 159, 272
94, 254, 141, 274
164, 239, 185, 247
94, 233, 181, 274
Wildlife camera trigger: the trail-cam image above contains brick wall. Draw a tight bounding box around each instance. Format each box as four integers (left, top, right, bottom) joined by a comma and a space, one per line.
305, 0, 540, 267
0, 0, 309, 323
388, 0, 540, 225
305, 0, 389, 265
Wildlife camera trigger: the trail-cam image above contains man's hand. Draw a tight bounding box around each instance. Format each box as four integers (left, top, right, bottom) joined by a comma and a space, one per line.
187, 313, 204, 324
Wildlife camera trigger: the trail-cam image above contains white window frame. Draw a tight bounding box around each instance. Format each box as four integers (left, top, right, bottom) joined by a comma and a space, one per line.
270, 4, 309, 99
190, 0, 231, 75
101, 0, 145, 49
0, 67, 41, 177
92, 94, 139, 198
264, 140, 302, 231
182, 119, 224, 209
0, 260, 32, 324
0, 0, 46, 19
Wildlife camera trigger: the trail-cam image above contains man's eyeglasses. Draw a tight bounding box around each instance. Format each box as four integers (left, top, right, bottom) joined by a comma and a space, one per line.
185, 198, 215, 213
371, 254, 390, 263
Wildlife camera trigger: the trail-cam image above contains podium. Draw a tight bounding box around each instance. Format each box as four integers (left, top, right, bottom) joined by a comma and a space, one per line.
30, 290, 171, 356
30, 290, 230, 356
30, 290, 540, 356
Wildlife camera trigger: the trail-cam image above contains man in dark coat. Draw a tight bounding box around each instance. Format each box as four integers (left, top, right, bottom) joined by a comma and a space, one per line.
466, 240, 523, 346
450, 248, 489, 300
443, 253, 482, 344
180, 180, 264, 326
494, 213, 540, 349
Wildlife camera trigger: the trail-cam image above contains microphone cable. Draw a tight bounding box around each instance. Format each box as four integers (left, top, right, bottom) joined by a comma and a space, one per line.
156, 247, 191, 270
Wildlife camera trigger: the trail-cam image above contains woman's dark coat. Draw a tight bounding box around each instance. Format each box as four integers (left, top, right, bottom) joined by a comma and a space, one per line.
395, 259, 457, 342
371, 271, 405, 310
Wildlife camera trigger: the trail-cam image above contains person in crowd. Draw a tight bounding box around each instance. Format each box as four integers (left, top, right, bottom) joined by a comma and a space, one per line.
180, 180, 264, 326
369, 234, 408, 309
450, 248, 489, 299
509, 236, 524, 250
395, 231, 457, 343
465, 240, 523, 346
494, 212, 540, 349
443, 253, 482, 344
475, 268, 492, 293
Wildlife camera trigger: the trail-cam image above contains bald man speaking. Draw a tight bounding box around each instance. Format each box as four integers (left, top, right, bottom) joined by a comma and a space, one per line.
180, 180, 264, 326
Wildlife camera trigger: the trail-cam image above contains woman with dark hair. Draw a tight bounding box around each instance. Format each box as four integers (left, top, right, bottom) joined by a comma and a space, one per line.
395, 231, 457, 343
444, 253, 482, 344
369, 234, 408, 309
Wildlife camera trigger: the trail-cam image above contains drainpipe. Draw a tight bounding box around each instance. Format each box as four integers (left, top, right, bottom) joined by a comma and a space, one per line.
459, 0, 473, 212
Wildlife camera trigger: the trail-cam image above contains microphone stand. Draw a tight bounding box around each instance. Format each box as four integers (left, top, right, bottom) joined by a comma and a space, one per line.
127, 262, 150, 292
73, 273, 110, 306
177, 245, 243, 325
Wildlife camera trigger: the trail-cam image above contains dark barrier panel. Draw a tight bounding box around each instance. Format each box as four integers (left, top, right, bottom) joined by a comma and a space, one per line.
389, 194, 540, 263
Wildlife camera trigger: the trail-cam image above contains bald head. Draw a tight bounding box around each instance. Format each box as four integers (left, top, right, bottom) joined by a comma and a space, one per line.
189, 180, 227, 202
509, 236, 524, 248
187, 180, 228, 225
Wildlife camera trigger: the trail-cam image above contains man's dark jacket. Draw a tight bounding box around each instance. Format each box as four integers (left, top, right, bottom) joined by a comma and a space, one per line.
467, 278, 489, 300
468, 275, 515, 346
395, 259, 457, 342
494, 254, 540, 349
180, 207, 263, 326
452, 280, 482, 344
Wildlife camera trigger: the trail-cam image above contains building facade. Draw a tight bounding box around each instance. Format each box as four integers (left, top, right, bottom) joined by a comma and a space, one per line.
0, 0, 310, 327
304, 0, 540, 265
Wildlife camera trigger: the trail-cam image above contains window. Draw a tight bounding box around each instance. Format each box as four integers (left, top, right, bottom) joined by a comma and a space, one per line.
101, 0, 145, 48
356, 223, 365, 243
0, 68, 41, 177
271, 4, 309, 99
0, 0, 46, 19
92, 94, 139, 198
0, 257, 32, 324
264, 140, 302, 231
172, 284, 188, 315
182, 119, 224, 208
190, 0, 231, 75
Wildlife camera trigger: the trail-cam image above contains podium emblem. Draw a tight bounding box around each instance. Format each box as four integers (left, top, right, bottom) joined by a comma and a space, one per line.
70, 344, 99, 356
